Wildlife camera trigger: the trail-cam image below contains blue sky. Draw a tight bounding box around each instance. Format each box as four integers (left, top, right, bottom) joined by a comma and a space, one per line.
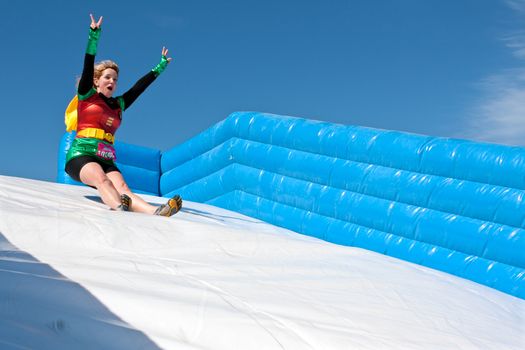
1, 0, 524, 182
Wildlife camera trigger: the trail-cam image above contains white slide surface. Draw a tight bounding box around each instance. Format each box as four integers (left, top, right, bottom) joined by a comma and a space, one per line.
0, 175, 523, 349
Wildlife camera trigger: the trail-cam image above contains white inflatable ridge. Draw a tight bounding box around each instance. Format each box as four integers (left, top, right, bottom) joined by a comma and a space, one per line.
0, 175, 523, 349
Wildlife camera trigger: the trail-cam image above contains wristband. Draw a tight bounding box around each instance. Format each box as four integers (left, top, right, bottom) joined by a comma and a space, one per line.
152, 55, 169, 77
86, 27, 101, 55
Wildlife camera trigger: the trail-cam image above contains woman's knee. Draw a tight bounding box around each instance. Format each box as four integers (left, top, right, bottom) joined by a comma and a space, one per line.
114, 180, 130, 194
106, 172, 131, 194
79, 164, 111, 188
89, 174, 113, 189
99, 176, 114, 188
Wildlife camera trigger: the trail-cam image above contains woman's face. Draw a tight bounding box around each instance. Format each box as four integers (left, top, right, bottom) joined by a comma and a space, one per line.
94, 68, 118, 98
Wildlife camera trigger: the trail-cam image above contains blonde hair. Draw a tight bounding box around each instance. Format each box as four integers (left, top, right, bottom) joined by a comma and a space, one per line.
94, 60, 119, 80
74, 60, 120, 89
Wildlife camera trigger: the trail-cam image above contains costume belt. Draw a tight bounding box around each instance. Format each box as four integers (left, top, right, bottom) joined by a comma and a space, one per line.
77, 128, 114, 144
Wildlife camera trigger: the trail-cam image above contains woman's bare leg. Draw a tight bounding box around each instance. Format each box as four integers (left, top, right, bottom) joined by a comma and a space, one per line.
106, 171, 157, 214
79, 163, 121, 210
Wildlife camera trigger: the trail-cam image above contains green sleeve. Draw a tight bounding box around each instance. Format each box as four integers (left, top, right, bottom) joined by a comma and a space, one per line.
86, 27, 101, 55
117, 96, 126, 110
78, 87, 97, 101
151, 56, 169, 77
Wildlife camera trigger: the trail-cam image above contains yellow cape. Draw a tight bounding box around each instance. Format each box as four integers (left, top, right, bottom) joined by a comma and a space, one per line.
65, 95, 78, 132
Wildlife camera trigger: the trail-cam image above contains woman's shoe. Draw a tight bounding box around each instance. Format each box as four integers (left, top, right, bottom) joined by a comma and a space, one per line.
154, 195, 182, 217
116, 194, 132, 211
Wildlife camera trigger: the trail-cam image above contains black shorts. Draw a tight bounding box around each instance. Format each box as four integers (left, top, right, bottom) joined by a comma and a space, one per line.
65, 156, 121, 183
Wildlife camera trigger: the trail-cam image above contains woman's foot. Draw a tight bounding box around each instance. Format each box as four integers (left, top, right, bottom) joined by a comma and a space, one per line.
154, 195, 182, 217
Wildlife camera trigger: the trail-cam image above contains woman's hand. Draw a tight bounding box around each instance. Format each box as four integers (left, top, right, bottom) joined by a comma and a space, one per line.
162, 47, 172, 63
86, 14, 103, 55
152, 47, 173, 76
90, 14, 103, 30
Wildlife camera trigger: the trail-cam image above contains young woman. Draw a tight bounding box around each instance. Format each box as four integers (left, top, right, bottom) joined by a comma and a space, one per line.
65, 14, 182, 216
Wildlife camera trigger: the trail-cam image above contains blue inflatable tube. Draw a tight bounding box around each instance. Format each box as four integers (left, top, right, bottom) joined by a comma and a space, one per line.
57, 131, 161, 195
57, 111, 525, 299
160, 112, 525, 299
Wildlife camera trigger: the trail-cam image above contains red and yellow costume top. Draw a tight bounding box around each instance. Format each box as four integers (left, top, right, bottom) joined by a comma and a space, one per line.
77, 93, 122, 139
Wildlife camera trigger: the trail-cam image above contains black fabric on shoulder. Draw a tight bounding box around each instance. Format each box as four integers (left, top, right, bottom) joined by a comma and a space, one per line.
99, 93, 122, 111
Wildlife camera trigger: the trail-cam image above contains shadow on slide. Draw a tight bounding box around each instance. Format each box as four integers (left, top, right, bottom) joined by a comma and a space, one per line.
180, 207, 263, 225
0, 232, 162, 350
85, 195, 262, 225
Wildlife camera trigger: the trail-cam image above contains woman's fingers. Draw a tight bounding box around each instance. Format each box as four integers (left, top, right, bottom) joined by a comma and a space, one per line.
162, 47, 172, 62
89, 14, 103, 29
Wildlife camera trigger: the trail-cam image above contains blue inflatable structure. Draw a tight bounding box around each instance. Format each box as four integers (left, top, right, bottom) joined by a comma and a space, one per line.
58, 131, 161, 195
58, 111, 525, 299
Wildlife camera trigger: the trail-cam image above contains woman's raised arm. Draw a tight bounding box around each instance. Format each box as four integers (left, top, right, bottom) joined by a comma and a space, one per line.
78, 14, 103, 96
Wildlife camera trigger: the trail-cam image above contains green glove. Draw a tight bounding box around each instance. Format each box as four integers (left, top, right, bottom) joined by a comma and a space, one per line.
152, 55, 169, 77
86, 27, 101, 55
